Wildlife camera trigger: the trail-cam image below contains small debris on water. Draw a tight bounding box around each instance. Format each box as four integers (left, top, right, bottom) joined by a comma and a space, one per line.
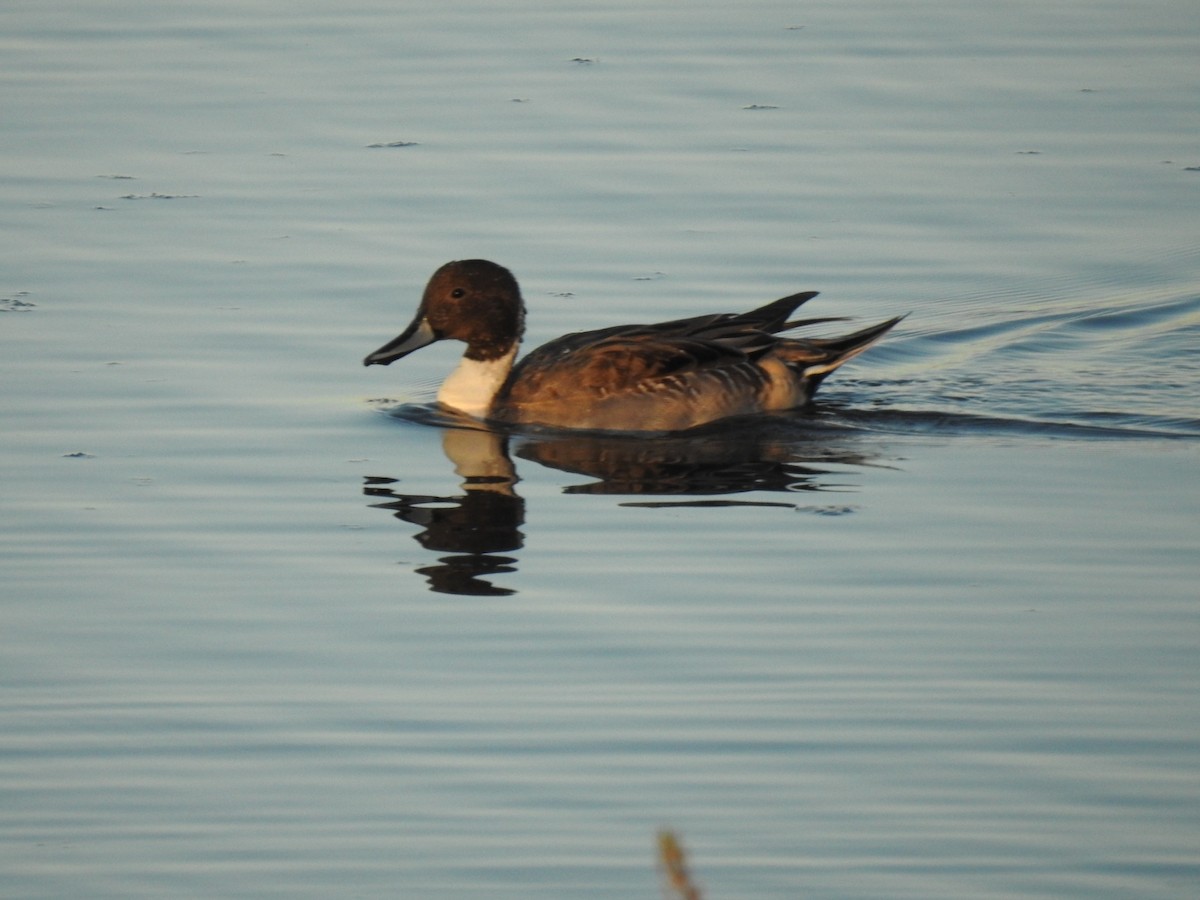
1, 293, 34, 312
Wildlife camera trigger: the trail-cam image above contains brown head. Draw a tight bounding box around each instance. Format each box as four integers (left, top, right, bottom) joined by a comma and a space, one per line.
364, 259, 526, 366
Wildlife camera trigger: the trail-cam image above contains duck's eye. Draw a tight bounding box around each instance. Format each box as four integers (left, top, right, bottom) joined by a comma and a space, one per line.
450, 288, 466, 299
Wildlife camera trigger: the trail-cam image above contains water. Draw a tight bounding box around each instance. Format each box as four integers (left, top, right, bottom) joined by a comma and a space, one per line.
3, 1, 1199, 897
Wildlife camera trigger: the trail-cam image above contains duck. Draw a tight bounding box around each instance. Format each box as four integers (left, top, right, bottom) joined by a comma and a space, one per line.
364, 259, 903, 432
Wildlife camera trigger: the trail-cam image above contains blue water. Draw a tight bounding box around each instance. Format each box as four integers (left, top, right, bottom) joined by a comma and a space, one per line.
3, 2, 1199, 898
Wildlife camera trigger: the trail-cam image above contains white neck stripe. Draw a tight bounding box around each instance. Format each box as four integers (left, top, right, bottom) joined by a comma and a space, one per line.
436, 346, 517, 417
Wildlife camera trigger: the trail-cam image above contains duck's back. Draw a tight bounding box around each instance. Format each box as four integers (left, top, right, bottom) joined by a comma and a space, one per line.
492, 325, 778, 431
491, 296, 902, 431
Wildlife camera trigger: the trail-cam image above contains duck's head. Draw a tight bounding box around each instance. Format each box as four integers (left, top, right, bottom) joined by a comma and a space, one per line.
364, 259, 526, 366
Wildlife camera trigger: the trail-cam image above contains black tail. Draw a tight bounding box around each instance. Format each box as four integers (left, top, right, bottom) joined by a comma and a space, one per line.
737, 291, 820, 332
778, 314, 906, 386
806, 315, 906, 356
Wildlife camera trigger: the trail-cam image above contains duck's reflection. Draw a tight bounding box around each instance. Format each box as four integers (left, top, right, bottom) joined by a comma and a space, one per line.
366, 428, 523, 596
364, 408, 888, 596
518, 430, 855, 498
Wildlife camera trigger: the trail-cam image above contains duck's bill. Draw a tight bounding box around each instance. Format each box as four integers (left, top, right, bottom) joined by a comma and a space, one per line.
363, 316, 437, 366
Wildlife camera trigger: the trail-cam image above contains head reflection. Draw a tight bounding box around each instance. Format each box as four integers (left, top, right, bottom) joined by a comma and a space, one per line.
364, 428, 523, 597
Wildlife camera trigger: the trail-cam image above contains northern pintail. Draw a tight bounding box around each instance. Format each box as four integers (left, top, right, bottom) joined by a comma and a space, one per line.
364, 259, 903, 432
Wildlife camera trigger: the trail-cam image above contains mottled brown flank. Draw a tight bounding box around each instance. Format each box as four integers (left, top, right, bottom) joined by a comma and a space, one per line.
505, 337, 743, 402
484, 290, 903, 429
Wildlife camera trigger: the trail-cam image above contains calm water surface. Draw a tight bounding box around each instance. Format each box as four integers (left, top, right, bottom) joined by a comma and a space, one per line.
3, 1, 1199, 898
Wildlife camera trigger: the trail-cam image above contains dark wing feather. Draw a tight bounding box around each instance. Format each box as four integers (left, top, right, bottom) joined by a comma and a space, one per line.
500, 289, 846, 405
505, 334, 745, 402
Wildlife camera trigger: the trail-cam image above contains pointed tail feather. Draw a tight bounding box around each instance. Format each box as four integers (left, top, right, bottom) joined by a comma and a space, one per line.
780, 315, 851, 332
735, 291, 820, 332
789, 314, 906, 379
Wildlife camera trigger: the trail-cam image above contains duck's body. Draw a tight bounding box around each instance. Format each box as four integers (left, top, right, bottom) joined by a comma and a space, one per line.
364, 259, 902, 432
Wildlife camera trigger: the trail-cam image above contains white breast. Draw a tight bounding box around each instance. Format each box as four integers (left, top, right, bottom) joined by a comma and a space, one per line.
436, 347, 518, 417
